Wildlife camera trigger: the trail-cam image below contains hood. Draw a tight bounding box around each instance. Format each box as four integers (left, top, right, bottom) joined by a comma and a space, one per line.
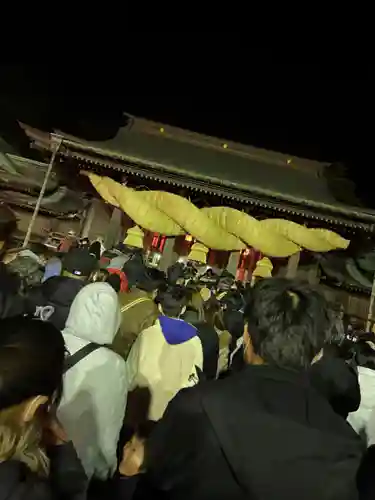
159, 315, 197, 345
63, 282, 120, 344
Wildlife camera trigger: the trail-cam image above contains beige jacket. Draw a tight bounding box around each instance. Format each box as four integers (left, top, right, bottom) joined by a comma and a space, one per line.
127, 317, 203, 421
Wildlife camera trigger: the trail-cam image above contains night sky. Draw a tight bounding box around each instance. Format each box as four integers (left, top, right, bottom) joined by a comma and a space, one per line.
0, 62, 372, 204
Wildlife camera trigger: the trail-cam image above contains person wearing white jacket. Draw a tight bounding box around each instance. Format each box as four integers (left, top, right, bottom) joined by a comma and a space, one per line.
347, 340, 375, 445
348, 366, 375, 445
58, 282, 128, 480
127, 285, 203, 422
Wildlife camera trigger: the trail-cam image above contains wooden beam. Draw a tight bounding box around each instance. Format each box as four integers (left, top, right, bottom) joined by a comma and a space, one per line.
104, 207, 122, 249
159, 237, 177, 271
227, 251, 240, 277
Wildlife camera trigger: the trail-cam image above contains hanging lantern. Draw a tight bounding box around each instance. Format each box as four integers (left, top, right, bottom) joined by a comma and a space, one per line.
253, 257, 273, 278
150, 233, 167, 252
188, 243, 209, 264
123, 226, 144, 249
251, 257, 273, 286
237, 248, 256, 282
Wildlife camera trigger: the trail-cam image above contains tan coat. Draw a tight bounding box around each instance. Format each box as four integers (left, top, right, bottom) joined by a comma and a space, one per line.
112, 288, 159, 360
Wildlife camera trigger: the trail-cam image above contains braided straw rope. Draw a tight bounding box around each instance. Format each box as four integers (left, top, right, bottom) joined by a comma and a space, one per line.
87, 173, 349, 257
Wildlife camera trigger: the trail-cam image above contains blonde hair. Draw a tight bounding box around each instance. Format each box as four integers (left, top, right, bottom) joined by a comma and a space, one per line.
0, 405, 49, 476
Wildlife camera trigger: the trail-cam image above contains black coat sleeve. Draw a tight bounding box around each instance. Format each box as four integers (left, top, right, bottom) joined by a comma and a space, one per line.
310, 355, 360, 419
146, 386, 213, 493
48, 442, 88, 500
357, 445, 375, 500
0, 444, 87, 500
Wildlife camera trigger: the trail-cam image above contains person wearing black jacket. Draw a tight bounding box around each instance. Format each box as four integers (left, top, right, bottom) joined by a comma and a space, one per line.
119, 279, 364, 500
0, 261, 25, 318
0, 316, 87, 500
310, 343, 361, 419
0, 204, 25, 319
25, 247, 98, 330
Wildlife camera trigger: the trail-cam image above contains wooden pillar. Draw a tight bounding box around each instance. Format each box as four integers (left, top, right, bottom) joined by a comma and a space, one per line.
227, 251, 240, 276
159, 237, 177, 272
80, 200, 97, 238
286, 251, 301, 279
307, 262, 320, 285
104, 207, 122, 249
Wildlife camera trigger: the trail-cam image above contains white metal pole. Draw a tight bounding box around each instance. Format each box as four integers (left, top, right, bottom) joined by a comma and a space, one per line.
23, 137, 62, 248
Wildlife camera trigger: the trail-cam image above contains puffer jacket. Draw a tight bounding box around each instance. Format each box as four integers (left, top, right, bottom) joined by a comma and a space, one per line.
25, 276, 85, 330
58, 282, 128, 480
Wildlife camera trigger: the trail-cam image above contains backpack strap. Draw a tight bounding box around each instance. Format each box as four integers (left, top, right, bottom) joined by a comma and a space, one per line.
64, 343, 102, 373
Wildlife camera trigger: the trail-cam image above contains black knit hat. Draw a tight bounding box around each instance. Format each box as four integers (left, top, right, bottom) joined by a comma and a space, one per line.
62, 248, 98, 277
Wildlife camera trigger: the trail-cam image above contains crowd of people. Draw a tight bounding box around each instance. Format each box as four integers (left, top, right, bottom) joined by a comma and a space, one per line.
2, 204, 375, 499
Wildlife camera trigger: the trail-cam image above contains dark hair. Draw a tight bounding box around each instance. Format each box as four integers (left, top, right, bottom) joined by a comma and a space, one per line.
244, 278, 332, 370
106, 273, 122, 293
89, 241, 101, 260
156, 285, 191, 318
135, 268, 166, 293
0, 317, 65, 411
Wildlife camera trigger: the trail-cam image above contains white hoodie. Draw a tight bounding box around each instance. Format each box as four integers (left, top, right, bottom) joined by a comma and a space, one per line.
348, 366, 375, 445
58, 282, 128, 480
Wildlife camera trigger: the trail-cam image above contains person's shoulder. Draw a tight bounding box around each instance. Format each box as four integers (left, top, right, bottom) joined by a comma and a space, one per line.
168, 377, 224, 416
93, 348, 128, 381
0, 460, 51, 500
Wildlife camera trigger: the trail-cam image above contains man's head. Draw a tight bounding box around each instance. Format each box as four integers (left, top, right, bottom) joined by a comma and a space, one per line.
243, 278, 333, 370
61, 247, 98, 280
156, 285, 191, 318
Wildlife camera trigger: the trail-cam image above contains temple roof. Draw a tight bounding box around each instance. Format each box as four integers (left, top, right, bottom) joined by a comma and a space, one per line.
0, 152, 87, 217
23, 118, 375, 230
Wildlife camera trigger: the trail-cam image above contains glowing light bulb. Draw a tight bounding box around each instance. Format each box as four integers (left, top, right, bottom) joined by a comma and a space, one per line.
222, 143, 228, 149
160, 127, 165, 133
287, 158, 292, 164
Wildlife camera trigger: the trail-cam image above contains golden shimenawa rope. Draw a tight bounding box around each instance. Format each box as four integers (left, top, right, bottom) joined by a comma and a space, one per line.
86, 173, 349, 257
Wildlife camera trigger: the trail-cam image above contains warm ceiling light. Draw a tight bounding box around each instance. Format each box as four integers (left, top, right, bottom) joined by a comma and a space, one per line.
287, 158, 292, 164
222, 143, 228, 149
159, 127, 165, 133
